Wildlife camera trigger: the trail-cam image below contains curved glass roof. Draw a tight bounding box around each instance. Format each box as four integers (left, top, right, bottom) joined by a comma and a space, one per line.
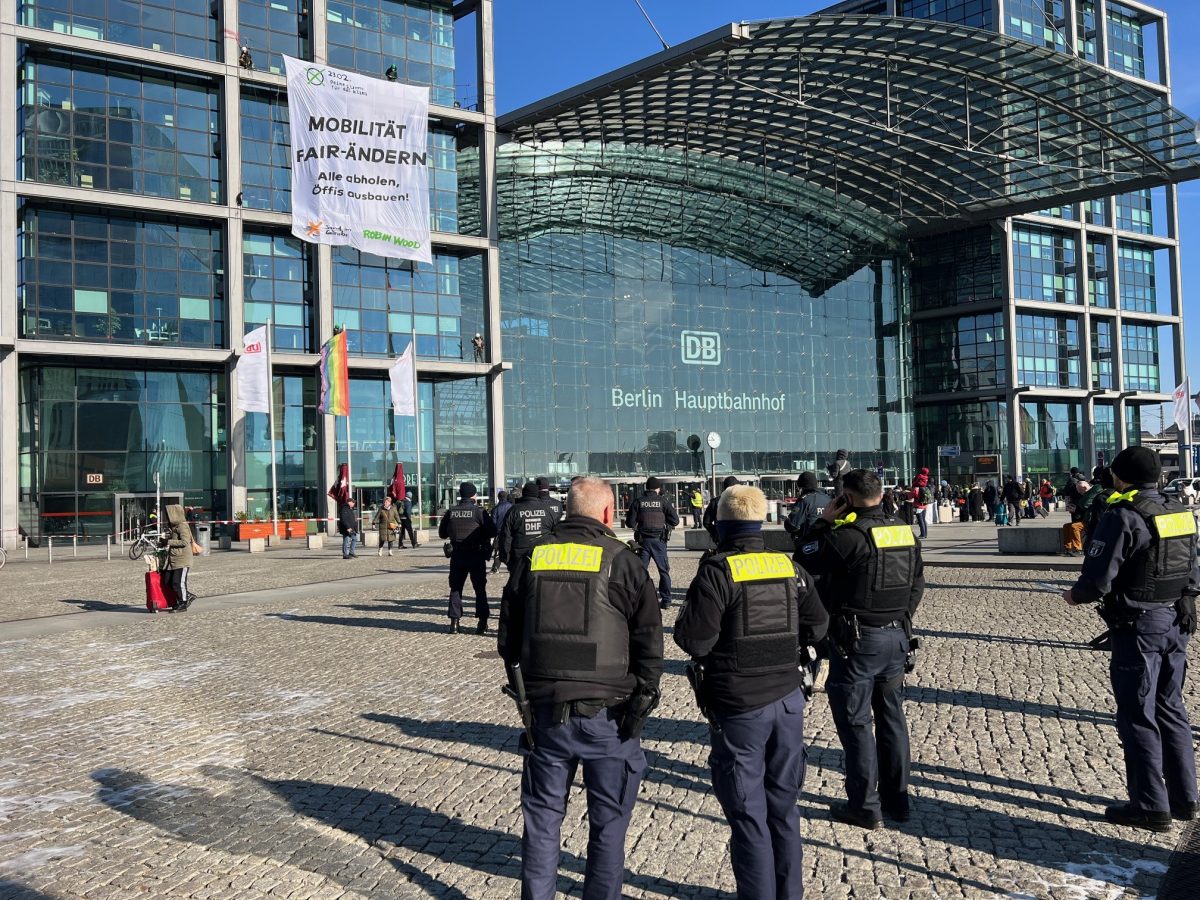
500, 15, 1200, 235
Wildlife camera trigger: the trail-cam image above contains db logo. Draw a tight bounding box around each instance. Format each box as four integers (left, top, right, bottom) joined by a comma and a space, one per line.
681, 331, 721, 366
246, 341, 263, 353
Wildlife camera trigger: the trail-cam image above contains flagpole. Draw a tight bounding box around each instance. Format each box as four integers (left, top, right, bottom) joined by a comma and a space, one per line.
411, 329, 423, 529
345, 414, 353, 506
266, 318, 279, 535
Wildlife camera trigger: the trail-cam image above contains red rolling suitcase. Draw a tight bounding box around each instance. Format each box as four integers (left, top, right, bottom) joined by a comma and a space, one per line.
145, 570, 178, 613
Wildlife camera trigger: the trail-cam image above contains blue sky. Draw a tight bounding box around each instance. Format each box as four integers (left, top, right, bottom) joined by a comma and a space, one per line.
492, 1, 1200, 391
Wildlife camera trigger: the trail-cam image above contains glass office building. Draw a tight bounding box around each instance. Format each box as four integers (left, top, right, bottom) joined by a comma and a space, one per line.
0, 0, 501, 541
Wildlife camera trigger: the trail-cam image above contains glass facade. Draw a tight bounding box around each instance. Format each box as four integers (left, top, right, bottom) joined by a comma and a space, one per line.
1094, 403, 1117, 463
239, 0, 310, 76
1020, 399, 1082, 480
1107, 1, 1147, 79
1016, 314, 1081, 388
914, 313, 1005, 393
1091, 319, 1115, 389
331, 249, 482, 360
1087, 238, 1111, 308
1117, 242, 1158, 313
19, 365, 227, 538
18, 205, 226, 348
1012, 225, 1078, 305
502, 231, 911, 481
1076, 0, 1099, 62
898, 0, 992, 28
243, 375, 319, 519
1006, 0, 1068, 52
19, 51, 221, 203
242, 231, 314, 353
19, 0, 220, 61
909, 227, 1004, 311
325, 0, 456, 106
1116, 189, 1153, 234
914, 400, 1007, 478
1122, 324, 1159, 391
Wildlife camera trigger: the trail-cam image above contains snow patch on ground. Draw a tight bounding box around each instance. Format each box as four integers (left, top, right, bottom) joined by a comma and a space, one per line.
0, 789, 90, 822
1004, 855, 1168, 900
0, 844, 87, 872
239, 688, 331, 722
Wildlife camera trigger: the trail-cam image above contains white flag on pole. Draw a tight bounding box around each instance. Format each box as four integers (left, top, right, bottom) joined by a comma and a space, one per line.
390, 342, 416, 416
1174, 379, 1191, 432
237, 326, 271, 413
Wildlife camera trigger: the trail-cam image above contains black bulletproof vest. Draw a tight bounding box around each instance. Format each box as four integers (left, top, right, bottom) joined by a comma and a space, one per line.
837, 518, 916, 618
509, 500, 555, 555
521, 537, 630, 684
446, 502, 485, 550
634, 493, 667, 535
704, 550, 799, 675
1111, 493, 1196, 606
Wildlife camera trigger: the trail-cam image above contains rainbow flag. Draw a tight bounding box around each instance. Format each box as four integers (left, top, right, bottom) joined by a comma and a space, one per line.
318, 331, 350, 415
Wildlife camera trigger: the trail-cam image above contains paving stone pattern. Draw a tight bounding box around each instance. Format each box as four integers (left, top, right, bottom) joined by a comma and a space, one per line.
0, 556, 1195, 898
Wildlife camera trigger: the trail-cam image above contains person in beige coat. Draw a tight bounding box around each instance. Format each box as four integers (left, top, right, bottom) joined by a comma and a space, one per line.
163, 504, 199, 610
373, 497, 401, 556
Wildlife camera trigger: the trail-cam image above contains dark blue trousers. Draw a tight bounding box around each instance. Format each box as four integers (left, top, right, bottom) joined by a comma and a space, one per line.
1110, 605, 1198, 812
520, 704, 646, 900
639, 537, 672, 602
448, 551, 488, 622
710, 688, 808, 900
826, 623, 910, 816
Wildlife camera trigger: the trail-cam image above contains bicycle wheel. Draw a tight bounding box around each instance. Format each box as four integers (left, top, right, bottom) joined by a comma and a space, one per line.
128, 538, 150, 561
0, 547, 7, 570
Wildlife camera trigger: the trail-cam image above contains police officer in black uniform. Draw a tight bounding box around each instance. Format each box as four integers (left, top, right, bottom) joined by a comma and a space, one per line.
785, 471, 828, 541
499, 481, 561, 570
438, 481, 496, 635
1064, 445, 1198, 831
625, 476, 680, 609
703, 475, 740, 542
536, 476, 563, 520
676, 485, 828, 899
797, 468, 923, 829
498, 476, 663, 899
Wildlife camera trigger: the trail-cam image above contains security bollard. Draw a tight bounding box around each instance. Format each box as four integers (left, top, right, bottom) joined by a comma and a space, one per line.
48, 537, 52, 565
73, 535, 78, 558
106, 535, 112, 561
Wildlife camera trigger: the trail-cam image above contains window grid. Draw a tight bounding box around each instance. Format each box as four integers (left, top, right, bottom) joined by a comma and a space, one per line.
897, 0, 993, 27
1006, 0, 1068, 52
242, 231, 314, 353
239, 0, 310, 76
1121, 324, 1159, 391
1116, 189, 1153, 234
1118, 242, 1157, 313
1016, 313, 1081, 388
1091, 319, 1114, 389
19, 52, 221, 203
1076, 0, 1099, 62
1087, 239, 1111, 308
18, 205, 226, 348
325, 0, 456, 107
18, 0, 220, 61
331, 249, 480, 360
1107, 1, 1147, 79
913, 313, 1006, 393
1012, 225, 1078, 305
1085, 198, 1110, 227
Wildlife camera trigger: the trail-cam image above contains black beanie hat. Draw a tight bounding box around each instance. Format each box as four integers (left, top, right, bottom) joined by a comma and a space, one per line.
536, 476, 550, 490
836, 449, 848, 460
459, 481, 478, 499
1110, 446, 1160, 486
721, 475, 739, 489
521, 482, 539, 499
798, 471, 818, 491
646, 476, 662, 491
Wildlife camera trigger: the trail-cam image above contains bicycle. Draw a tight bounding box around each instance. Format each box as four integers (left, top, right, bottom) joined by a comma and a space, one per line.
0, 545, 6, 570
127, 527, 162, 561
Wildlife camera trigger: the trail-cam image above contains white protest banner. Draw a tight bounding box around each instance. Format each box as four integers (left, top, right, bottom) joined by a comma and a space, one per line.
1174, 379, 1191, 432
390, 341, 416, 417
283, 56, 431, 263
237, 325, 271, 414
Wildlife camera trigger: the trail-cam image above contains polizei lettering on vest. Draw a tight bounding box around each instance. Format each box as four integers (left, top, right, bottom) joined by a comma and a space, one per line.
728, 553, 794, 583
530, 543, 604, 573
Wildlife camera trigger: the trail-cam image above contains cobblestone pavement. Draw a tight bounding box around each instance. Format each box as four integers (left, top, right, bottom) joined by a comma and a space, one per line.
0, 558, 1195, 898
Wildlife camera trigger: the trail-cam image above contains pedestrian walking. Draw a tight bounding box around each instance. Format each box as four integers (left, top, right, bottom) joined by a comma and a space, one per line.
1063, 446, 1198, 831
797, 468, 924, 829
676, 485, 828, 898
626, 476, 681, 609
373, 496, 401, 557
910, 468, 931, 539
438, 482, 496, 635
162, 503, 200, 610
338, 498, 360, 559
497, 476, 664, 899
1003, 477, 1023, 526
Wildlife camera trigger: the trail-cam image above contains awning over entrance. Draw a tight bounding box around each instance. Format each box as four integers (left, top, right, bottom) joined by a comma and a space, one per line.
497, 15, 1200, 290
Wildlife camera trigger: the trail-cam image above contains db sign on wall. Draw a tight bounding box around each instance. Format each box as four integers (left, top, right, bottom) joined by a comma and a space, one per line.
85, 473, 104, 485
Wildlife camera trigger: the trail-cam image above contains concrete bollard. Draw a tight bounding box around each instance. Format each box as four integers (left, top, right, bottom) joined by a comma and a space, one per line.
248, 538, 266, 553
219, 535, 232, 551
266, 533, 281, 547
362, 532, 379, 548
306, 534, 325, 550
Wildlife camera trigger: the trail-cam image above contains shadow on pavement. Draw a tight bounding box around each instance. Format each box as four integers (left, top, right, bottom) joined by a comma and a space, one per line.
0, 880, 61, 899
907, 685, 1113, 726
60, 598, 145, 614
262, 611, 453, 635
915, 627, 1093, 650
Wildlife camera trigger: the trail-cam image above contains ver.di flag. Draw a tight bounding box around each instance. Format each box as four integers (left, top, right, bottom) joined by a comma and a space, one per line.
283, 55, 431, 263
1174, 379, 1191, 431
389, 341, 416, 416
236, 325, 271, 413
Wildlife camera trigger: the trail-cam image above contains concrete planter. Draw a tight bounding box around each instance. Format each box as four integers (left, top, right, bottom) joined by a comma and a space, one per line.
247, 538, 267, 553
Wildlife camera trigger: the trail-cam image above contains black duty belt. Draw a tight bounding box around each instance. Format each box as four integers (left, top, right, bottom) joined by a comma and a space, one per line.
862, 620, 905, 630
538, 697, 625, 724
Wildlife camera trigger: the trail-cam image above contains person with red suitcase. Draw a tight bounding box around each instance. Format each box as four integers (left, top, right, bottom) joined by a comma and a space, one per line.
146, 504, 200, 613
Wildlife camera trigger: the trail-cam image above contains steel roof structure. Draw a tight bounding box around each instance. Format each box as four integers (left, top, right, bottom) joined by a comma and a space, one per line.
495, 15, 1200, 292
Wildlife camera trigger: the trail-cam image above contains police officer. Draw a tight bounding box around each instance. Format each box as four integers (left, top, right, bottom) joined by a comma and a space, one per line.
499, 481, 561, 570
703, 476, 740, 543
626, 476, 680, 609
490, 489, 514, 573
785, 471, 828, 541
498, 476, 663, 899
675, 485, 828, 898
797, 468, 924, 829
536, 476, 563, 520
1063, 445, 1198, 831
438, 482, 496, 635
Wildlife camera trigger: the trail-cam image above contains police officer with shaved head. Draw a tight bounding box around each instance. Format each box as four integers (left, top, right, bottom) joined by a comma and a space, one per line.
797, 468, 924, 829
498, 476, 663, 899
675, 484, 828, 898
1064, 445, 1199, 831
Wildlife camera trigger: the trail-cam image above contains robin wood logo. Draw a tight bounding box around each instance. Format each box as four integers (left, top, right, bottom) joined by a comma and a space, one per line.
681, 331, 721, 365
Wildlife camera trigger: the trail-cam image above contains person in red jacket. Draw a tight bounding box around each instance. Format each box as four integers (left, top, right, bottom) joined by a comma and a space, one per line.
911, 468, 931, 539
